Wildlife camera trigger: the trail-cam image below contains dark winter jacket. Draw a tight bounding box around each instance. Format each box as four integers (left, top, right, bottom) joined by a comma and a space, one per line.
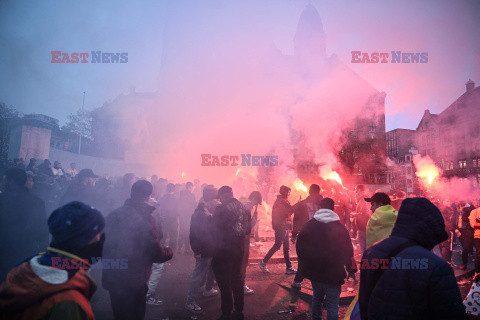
271, 195, 293, 230
190, 199, 219, 257
359, 197, 467, 320
460, 205, 475, 230
292, 194, 322, 238
212, 198, 250, 252
58, 182, 96, 208
441, 206, 457, 232
158, 193, 178, 225
0, 256, 96, 320
179, 190, 197, 229
102, 199, 173, 291
0, 186, 49, 281
296, 208, 356, 286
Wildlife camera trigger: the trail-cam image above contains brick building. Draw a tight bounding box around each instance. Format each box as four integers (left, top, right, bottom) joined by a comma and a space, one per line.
416, 79, 480, 180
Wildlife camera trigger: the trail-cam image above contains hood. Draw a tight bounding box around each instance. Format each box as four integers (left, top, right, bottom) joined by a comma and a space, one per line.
390, 198, 448, 250
313, 208, 340, 223
0, 256, 96, 313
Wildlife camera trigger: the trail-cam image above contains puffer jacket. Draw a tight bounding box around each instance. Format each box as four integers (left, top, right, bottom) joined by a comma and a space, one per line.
0, 256, 96, 320
359, 198, 467, 320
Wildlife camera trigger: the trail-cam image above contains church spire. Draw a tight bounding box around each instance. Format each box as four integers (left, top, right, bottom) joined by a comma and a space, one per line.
294, 4, 326, 60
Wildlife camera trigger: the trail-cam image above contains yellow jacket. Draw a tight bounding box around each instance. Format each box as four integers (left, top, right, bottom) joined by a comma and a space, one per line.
366, 205, 398, 248
469, 207, 480, 238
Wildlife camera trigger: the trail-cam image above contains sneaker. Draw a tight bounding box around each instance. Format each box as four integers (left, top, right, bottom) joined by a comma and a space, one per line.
286, 267, 297, 274
202, 288, 219, 297
185, 301, 202, 313
258, 260, 270, 273
146, 295, 163, 306
291, 281, 302, 289
244, 284, 254, 295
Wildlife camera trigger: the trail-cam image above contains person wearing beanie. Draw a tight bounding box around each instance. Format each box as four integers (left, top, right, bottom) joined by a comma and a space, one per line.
185, 186, 220, 313
296, 198, 356, 320
0, 201, 105, 320
102, 180, 173, 320
359, 198, 466, 319
259, 185, 297, 275
211, 185, 251, 320
0, 168, 49, 281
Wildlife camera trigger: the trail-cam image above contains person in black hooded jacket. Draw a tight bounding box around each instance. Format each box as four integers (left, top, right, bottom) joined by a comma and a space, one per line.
102, 180, 173, 320
358, 197, 467, 320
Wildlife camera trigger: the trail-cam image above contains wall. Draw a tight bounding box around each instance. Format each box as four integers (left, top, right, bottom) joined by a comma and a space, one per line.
49, 148, 149, 178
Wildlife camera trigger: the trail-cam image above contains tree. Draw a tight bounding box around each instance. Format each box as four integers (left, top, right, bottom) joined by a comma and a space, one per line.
61, 109, 93, 154
62, 109, 92, 138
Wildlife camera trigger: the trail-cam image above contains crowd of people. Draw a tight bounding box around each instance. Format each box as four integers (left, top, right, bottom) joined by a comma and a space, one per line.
0, 157, 478, 319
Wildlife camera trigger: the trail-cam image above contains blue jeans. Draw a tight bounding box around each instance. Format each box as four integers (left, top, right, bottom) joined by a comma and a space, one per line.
262, 228, 292, 269
186, 256, 215, 304
311, 281, 341, 320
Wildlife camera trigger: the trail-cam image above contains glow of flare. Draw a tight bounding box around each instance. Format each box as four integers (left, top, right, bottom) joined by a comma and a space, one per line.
236, 168, 240, 176
326, 171, 344, 187
181, 171, 185, 179
319, 166, 344, 187
413, 155, 442, 186
293, 178, 308, 194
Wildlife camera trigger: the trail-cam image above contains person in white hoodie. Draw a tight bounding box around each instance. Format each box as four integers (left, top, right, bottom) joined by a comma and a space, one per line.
296, 198, 356, 320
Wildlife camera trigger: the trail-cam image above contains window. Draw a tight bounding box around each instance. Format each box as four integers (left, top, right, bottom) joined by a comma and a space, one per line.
407, 167, 412, 175
473, 158, 479, 168
459, 160, 467, 169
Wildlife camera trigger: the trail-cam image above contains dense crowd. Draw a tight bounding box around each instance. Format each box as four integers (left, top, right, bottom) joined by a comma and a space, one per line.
0, 157, 478, 319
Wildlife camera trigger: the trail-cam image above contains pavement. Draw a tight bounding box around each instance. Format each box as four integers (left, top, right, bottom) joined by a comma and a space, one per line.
89, 226, 475, 320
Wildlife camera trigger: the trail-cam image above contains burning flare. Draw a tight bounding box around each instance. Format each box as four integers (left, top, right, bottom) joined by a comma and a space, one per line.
293, 178, 308, 194
413, 155, 442, 186
236, 168, 240, 176
319, 165, 344, 187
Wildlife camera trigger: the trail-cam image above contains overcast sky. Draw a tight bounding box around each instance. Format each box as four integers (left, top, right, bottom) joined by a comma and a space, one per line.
0, 0, 479, 131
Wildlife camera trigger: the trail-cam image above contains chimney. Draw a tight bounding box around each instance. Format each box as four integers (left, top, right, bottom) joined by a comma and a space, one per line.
466, 79, 475, 93
424, 109, 430, 115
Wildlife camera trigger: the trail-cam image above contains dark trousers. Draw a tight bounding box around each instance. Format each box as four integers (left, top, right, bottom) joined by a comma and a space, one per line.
439, 232, 453, 262
178, 219, 190, 253
460, 229, 474, 267
163, 221, 178, 251
263, 228, 292, 269
241, 237, 250, 283
109, 285, 147, 320
294, 259, 304, 283
212, 243, 245, 316
475, 238, 480, 273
